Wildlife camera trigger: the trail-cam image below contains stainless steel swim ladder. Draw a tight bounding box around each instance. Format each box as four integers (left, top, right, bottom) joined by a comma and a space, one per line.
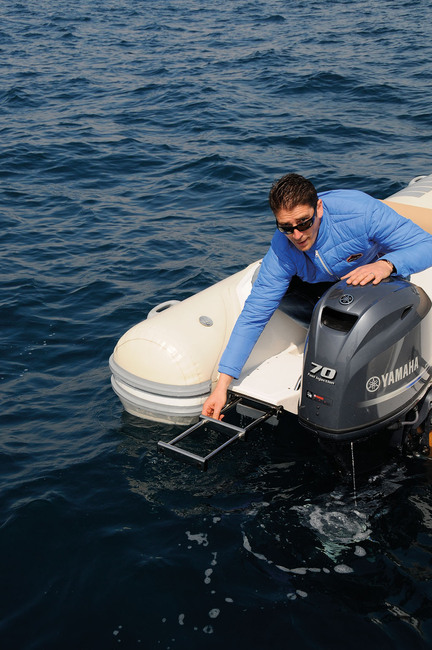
157, 393, 282, 470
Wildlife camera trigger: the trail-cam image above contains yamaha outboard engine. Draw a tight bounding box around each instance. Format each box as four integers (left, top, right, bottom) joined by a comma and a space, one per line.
299, 278, 432, 467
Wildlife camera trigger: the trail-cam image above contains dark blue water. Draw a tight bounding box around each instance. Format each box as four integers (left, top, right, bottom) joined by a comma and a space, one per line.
2, 1, 432, 648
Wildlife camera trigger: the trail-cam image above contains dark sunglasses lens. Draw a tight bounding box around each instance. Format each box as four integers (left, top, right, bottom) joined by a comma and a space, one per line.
297, 218, 312, 232
276, 208, 316, 234
278, 217, 311, 234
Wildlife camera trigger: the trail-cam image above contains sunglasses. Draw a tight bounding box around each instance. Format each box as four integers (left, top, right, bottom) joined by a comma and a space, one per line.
276, 206, 317, 235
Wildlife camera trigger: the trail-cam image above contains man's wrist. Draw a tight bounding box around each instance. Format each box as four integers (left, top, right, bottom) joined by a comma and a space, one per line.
380, 258, 396, 274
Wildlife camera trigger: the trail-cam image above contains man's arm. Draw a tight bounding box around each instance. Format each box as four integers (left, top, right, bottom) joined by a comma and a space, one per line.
217, 244, 294, 379
201, 242, 294, 420
366, 197, 432, 277
342, 259, 394, 285
201, 372, 233, 421
341, 195, 432, 284
201, 372, 233, 420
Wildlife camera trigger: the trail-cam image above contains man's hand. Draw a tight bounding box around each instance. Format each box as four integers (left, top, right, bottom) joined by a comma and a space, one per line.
341, 259, 393, 286
201, 373, 233, 421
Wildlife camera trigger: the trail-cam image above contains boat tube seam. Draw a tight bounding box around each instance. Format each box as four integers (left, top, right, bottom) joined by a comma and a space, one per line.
109, 355, 212, 398
111, 376, 203, 416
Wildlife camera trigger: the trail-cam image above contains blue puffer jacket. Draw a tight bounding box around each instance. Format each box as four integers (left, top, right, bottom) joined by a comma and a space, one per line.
219, 189, 432, 379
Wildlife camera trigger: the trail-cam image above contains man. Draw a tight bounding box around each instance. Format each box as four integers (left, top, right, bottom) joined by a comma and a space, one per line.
202, 173, 432, 420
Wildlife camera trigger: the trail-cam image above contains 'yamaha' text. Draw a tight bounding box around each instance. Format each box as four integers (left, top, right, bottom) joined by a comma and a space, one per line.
382, 356, 419, 388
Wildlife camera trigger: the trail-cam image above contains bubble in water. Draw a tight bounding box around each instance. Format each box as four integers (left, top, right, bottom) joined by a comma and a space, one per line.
289, 567, 307, 575
309, 508, 370, 543
293, 503, 371, 559
242, 533, 271, 562
186, 531, 209, 546
334, 564, 354, 574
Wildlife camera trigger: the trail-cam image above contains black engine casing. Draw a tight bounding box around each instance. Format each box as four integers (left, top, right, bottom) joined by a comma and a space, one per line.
298, 278, 432, 441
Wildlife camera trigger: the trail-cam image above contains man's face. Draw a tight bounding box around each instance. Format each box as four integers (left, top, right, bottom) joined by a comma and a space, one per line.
275, 199, 322, 252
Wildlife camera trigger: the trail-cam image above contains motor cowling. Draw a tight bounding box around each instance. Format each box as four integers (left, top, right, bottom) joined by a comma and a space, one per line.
298, 278, 432, 441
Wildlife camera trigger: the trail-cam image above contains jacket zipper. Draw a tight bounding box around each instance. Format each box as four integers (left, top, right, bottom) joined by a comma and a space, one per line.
315, 250, 339, 280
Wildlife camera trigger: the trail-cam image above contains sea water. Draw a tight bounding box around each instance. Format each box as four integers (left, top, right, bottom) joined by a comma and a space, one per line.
2, 1, 432, 648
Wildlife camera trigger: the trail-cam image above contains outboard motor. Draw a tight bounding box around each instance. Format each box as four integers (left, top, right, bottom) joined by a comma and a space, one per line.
299, 278, 432, 460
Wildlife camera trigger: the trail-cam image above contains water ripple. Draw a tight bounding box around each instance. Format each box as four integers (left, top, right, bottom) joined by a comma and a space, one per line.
1, 0, 432, 647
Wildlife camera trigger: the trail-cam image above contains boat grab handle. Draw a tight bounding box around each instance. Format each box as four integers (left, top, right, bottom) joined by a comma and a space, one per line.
147, 300, 180, 319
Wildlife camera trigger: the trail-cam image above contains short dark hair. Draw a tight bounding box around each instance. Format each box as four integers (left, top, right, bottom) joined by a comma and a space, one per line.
269, 173, 318, 215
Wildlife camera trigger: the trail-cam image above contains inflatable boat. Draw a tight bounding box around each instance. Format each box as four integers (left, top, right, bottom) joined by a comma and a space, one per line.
109, 175, 432, 469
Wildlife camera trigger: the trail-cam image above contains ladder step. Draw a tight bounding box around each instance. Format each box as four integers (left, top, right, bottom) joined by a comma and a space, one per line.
157, 440, 211, 469
158, 428, 242, 470
198, 415, 246, 436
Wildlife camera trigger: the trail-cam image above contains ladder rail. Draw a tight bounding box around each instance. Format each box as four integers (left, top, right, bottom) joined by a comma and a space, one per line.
157, 393, 283, 470
162, 396, 245, 448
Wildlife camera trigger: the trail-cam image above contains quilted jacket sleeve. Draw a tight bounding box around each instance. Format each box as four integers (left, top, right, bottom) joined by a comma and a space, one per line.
367, 196, 432, 276
218, 243, 294, 379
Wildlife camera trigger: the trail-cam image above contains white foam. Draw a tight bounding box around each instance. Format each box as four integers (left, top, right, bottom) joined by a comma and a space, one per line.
242, 533, 272, 563
292, 502, 371, 559
113, 625, 123, 638
308, 507, 371, 544
334, 564, 354, 574
243, 529, 360, 579
276, 564, 322, 575
275, 564, 291, 573
186, 531, 209, 546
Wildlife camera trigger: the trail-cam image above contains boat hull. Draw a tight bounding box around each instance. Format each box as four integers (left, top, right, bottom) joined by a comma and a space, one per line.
110, 174, 432, 426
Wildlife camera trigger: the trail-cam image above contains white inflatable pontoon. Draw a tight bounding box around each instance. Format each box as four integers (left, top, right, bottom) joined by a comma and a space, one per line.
109, 175, 432, 466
